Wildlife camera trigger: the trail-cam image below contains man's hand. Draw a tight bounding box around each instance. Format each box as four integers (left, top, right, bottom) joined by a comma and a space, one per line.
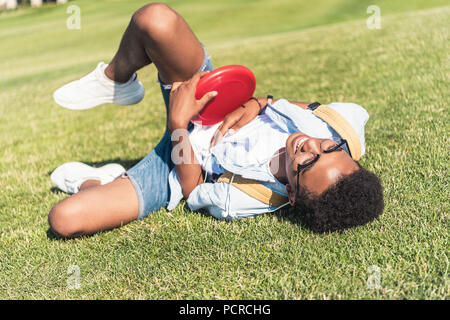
168, 71, 217, 132
210, 97, 264, 148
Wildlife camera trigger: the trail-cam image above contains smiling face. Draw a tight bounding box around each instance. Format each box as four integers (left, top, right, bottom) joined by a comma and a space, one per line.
284, 132, 359, 205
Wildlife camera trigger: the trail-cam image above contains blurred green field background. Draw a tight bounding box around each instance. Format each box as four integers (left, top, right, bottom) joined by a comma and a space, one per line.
0, 0, 448, 299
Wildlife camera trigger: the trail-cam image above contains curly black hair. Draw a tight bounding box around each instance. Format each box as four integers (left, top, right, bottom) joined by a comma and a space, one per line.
294, 164, 384, 233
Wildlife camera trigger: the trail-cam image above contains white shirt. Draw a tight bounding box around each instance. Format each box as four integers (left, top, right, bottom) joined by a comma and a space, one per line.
168, 99, 369, 220
167, 113, 291, 219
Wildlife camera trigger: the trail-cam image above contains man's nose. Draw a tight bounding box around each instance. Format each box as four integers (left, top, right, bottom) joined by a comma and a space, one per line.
302, 139, 322, 154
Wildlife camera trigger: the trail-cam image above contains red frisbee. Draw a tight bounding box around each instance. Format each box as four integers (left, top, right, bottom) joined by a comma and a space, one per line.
191, 65, 256, 125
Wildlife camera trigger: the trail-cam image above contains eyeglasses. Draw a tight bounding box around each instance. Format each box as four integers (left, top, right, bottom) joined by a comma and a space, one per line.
295, 139, 350, 196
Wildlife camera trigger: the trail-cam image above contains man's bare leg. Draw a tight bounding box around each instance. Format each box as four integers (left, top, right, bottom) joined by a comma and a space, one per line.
49, 178, 138, 238
48, 3, 208, 238
79, 179, 101, 190
105, 3, 205, 84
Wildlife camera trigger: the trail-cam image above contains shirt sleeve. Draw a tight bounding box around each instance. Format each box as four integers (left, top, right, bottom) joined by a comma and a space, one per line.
187, 182, 286, 221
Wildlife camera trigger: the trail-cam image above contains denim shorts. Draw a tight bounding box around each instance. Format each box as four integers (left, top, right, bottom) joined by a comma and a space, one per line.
124, 46, 213, 220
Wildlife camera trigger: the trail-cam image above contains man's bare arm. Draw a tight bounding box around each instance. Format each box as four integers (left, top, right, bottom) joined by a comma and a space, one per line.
167, 72, 217, 198
168, 127, 204, 198
257, 97, 310, 110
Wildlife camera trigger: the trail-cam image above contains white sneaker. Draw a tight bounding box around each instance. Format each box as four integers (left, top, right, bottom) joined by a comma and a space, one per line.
53, 62, 145, 110
50, 162, 126, 194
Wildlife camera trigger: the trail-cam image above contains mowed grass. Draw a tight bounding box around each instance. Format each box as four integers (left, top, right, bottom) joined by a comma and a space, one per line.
0, 0, 449, 299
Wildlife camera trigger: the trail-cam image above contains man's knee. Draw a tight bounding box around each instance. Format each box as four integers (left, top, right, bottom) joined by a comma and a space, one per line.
132, 3, 179, 39
48, 201, 83, 238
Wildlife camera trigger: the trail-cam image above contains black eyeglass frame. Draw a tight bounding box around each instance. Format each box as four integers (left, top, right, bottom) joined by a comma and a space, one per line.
295, 139, 350, 197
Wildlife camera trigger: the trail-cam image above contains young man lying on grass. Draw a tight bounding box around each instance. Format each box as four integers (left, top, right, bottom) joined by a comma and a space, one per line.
49, 3, 384, 238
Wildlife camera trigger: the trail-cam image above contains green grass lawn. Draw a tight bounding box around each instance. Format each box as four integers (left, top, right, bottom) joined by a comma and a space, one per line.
0, 0, 449, 299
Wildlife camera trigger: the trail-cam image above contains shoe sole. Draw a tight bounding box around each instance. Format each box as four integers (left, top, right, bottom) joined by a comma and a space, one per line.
54, 85, 145, 110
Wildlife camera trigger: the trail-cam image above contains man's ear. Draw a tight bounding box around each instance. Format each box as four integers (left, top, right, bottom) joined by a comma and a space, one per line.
285, 184, 296, 206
